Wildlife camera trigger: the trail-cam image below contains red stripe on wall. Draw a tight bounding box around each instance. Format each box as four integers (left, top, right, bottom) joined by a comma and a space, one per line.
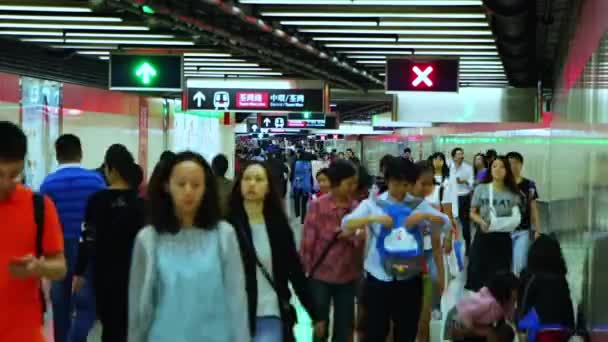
0, 72, 20, 103
62, 83, 140, 115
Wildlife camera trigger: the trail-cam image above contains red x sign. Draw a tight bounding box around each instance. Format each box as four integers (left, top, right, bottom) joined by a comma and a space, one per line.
412, 65, 434, 87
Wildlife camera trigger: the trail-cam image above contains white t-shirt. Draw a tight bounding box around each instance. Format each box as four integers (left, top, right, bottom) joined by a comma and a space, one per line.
426, 175, 455, 208
250, 223, 280, 317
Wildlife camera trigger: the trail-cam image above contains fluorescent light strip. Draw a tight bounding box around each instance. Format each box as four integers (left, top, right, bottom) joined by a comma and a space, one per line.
184, 52, 232, 57
0, 14, 121, 22
77, 51, 110, 55
184, 63, 259, 67
184, 67, 272, 71
399, 37, 494, 43
326, 43, 496, 49
50, 45, 118, 49
185, 71, 283, 76
0, 23, 148, 30
0, 30, 62, 36
0, 5, 92, 12
380, 20, 487, 27
239, 1, 482, 5
460, 66, 504, 70
184, 58, 247, 62
21, 38, 64, 43
313, 37, 397, 42
460, 56, 501, 60
67, 39, 194, 45
299, 28, 492, 35
66, 32, 174, 38
460, 60, 503, 65
356, 60, 387, 64
341, 50, 499, 56
261, 12, 486, 19
282, 20, 377, 26
99, 56, 109, 60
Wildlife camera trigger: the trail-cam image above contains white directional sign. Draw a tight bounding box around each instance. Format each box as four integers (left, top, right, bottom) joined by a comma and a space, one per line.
193, 91, 206, 108
263, 117, 272, 127
259, 114, 288, 129
274, 117, 285, 128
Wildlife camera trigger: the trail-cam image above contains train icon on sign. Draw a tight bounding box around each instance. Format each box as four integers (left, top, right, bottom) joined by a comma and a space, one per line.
213, 91, 230, 110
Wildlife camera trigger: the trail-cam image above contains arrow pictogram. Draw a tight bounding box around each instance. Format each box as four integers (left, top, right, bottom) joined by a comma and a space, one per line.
135, 62, 157, 85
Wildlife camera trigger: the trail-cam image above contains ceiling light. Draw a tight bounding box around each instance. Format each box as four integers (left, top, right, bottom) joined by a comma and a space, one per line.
184, 63, 259, 67
184, 58, 247, 62
261, 11, 486, 19
239, 0, 482, 5
0, 14, 121, 22
0, 30, 62, 36
313, 37, 397, 42
67, 39, 194, 45
0, 23, 148, 31
326, 43, 496, 49
0, 5, 92, 12
340, 50, 499, 56
77, 51, 110, 55
184, 71, 283, 76
50, 45, 118, 49
399, 37, 494, 43
380, 20, 487, 27
459, 65, 504, 69
281, 20, 377, 26
299, 28, 491, 35
21, 38, 64, 43
184, 67, 272, 71
184, 52, 232, 57
460, 56, 502, 60
460, 60, 503, 65
356, 60, 387, 64
99, 56, 109, 60
66, 32, 174, 38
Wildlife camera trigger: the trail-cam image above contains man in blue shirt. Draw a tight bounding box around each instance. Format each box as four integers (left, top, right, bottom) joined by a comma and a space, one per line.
40, 134, 105, 342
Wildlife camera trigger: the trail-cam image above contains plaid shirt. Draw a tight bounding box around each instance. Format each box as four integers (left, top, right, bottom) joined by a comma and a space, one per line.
300, 194, 364, 284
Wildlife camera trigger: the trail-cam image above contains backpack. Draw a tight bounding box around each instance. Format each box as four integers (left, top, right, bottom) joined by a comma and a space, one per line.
292, 160, 312, 194
32, 193, 47, 316
375, 200, 424, 279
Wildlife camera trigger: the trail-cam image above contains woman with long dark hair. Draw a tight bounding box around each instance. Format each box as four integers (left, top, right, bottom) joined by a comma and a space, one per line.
427, 152, 457, 228
74, 144, 145, 342
228, 161, 318, 342
473, 153, 487, 185
129, 151, 249, 341
466, 156, 522, 292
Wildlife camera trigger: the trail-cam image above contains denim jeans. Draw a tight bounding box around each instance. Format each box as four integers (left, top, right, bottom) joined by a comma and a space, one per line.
309, 279, 356, 342
512, 230, 531, 276
51, 238, 96, 342
253, 316, 283, 342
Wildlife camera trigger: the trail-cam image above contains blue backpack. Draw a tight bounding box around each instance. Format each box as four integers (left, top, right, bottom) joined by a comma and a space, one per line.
293, 160, 312, 194
375, 200, 424, 278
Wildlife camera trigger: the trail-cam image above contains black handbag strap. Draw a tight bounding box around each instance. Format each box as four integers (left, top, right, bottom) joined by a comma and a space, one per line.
308, 231, 341, 278
517, 274, 537, 321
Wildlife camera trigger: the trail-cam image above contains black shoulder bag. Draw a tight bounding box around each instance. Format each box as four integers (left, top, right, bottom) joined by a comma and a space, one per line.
32, 193, 47, 317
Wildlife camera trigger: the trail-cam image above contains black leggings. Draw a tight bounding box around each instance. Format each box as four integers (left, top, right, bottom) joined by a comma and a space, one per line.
362, 275, 423, 342
458, 194, 472, 253
293, 189, 309, 223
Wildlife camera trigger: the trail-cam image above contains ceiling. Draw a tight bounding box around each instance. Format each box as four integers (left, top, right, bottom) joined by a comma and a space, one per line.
0, 0, 518, 90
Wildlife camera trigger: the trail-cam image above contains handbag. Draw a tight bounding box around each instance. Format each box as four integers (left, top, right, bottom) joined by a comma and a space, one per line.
488, 183, 521, 233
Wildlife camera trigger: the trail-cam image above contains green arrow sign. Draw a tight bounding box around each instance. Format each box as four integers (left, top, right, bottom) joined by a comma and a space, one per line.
135, 62, 157, 85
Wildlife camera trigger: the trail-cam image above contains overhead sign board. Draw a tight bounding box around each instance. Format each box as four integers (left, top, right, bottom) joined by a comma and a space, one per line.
110, 54, 183, 92
287, 112, 326, 128
186, 88, 323, 112
386, 58, 459, 93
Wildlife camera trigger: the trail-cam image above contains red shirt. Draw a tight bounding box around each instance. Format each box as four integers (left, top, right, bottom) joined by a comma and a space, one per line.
300, 194, 364, 284
0, 185, 64, 342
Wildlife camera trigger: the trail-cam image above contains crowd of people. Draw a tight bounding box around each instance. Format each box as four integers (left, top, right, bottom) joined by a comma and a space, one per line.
0, 119, 576, 342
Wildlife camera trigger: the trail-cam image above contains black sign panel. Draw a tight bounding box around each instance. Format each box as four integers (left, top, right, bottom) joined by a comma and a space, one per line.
287, 112, 326, 128
110, 54, 182, 92
386, 58, 459, 92
260, 115, 288, 129
186, 88, 323, 112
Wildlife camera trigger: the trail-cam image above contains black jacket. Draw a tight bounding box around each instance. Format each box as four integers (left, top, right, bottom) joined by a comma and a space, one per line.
231, 215, 317, 341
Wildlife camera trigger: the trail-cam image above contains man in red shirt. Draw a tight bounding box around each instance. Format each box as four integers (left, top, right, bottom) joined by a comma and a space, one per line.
0, 121, 66, 342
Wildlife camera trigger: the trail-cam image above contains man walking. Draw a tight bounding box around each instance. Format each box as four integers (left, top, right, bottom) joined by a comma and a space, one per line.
40, 134, 105, 342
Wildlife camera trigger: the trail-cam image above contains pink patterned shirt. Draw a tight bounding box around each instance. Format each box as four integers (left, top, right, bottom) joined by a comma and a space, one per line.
300, 194, 364, 284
